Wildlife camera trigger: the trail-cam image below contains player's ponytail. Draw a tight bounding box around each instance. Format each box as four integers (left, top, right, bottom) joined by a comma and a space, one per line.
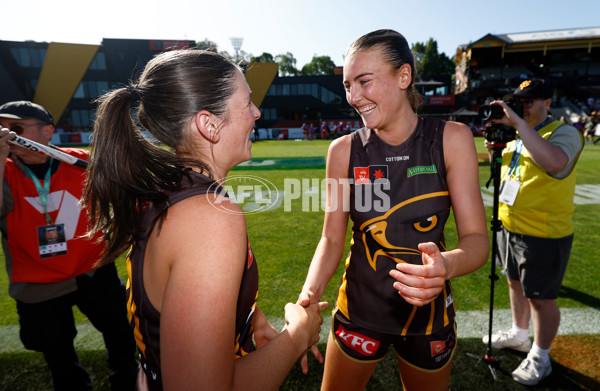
84, 49, 241, 265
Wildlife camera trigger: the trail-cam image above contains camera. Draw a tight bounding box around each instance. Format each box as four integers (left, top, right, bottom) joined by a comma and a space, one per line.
478, 98, 524, 121
478, 99, 524, 145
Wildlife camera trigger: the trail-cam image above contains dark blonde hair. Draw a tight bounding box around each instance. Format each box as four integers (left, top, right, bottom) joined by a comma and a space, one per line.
83, 49, 241, 265
347, 29, 420, 112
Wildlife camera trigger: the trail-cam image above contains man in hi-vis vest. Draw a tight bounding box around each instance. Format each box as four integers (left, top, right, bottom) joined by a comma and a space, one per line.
481, 80, 583, 386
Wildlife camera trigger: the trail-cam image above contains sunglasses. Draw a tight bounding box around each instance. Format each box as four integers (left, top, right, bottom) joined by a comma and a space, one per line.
519, 99, 541, 108
6, 122, 45, 135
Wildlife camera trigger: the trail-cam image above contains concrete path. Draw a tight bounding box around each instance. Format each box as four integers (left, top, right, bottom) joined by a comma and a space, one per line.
1, 308, 598, 353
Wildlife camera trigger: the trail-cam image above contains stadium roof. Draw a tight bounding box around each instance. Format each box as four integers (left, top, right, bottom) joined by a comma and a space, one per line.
460, 26, 600, 50
502, 27, 600, 44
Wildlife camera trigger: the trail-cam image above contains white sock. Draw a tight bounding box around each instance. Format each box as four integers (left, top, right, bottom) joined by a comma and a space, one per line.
530, 342, 551, 364
511, 323, 529, 341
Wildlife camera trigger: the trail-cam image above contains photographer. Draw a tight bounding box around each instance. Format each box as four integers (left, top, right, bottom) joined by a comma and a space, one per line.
481, 80, 584, 386
0, 101, 139, 390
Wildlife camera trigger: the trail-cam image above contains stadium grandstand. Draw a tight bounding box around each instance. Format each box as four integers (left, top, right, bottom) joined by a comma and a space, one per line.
1, 27, 598, 144
455, 26, 600, 122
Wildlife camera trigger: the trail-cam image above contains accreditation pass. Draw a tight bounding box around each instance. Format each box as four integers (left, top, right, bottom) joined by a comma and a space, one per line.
499, 178, 521, 206
38, 223, 68, 258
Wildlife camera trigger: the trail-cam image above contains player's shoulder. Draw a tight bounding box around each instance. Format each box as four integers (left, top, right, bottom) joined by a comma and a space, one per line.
327, 134, 352, 168
442, 120, 471, 135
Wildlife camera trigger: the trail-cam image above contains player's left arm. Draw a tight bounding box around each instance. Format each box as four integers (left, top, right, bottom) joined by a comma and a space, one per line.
441, 121, 490, 279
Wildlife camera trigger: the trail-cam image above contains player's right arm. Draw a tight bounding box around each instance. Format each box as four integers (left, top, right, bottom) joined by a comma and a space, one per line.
299, 135, 351, 306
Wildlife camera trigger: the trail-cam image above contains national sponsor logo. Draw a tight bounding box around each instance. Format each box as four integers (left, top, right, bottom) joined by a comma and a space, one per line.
335, 324, 380, 357
407, 164, 438, 178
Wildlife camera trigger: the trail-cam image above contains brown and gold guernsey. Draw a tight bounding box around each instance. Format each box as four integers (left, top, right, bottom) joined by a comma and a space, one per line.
338, 117, 455, 336
126, 171, 258, 391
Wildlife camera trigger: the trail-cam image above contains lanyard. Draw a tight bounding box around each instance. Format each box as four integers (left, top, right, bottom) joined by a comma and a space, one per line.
507, 140, 524, 178
24, 159, 53, 225
506, 117, 553, 178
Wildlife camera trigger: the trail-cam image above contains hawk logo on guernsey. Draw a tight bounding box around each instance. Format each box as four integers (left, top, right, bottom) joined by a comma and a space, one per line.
360, 192, 450, 271
335, 324, 380, 357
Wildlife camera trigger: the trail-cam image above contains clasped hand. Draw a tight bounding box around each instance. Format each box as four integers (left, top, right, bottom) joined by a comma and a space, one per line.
286, 299, 329, 375
388, 242, 448, 306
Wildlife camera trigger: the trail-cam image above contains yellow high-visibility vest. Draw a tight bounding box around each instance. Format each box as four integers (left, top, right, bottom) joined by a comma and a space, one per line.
499, 120, 583, 238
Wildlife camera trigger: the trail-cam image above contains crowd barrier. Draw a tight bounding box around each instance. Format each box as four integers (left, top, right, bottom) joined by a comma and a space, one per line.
51, 126, 362, 146
52, 131, 158, 146
52, 132, 93, 146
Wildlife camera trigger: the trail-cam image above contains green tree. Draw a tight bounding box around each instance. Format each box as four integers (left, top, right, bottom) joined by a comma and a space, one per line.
250, 52, 275, 63
275, 52, 298, 76
301, 55, 335, 76
411, 38, 455, 77
196, 39, 219, 51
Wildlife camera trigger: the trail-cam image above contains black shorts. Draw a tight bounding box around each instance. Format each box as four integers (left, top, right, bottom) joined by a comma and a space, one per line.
331, 310, 456, 371
497, 227, 572, 299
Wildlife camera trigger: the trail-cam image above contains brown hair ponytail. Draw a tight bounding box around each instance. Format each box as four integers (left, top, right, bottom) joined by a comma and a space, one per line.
83, 49, 240, 265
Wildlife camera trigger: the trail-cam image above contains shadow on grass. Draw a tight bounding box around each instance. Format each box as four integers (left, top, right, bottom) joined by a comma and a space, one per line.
1, 339, 597, 390
559, 285, 600, 309
450, 343, 594, 391
0, 350, 112, 390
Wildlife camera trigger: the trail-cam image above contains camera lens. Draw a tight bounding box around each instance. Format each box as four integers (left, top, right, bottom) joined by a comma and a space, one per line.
478, 104, 505, 121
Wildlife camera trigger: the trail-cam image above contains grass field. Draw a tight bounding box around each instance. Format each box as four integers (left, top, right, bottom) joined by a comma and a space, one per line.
1, 138, 599, 390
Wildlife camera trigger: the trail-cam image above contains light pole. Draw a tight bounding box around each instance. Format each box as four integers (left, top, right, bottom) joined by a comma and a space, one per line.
230, 37, 244, 62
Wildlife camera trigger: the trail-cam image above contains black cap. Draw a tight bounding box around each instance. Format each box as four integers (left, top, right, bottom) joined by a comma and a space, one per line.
0, 101, 54, 125
505, 79, 553, 100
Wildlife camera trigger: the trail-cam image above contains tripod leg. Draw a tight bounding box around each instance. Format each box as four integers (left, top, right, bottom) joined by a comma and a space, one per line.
487, 364, 499, 381
465, 145, 506, 382
466, 352, 503, 381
